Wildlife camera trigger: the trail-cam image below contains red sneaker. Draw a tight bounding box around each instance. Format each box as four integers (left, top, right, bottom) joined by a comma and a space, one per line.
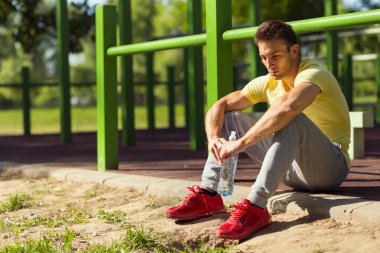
166, 185, 226, 221
215, 199, 272, 240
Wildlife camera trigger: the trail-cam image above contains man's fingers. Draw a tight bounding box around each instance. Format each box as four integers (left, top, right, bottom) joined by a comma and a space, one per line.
208, 138, 225, 166
212, 146, 223, 165
211, 147, 218, 160
218, 138, 227, 144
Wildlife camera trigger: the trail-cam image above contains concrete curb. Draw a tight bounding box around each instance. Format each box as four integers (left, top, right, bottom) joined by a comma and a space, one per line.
1, 162, 379, 224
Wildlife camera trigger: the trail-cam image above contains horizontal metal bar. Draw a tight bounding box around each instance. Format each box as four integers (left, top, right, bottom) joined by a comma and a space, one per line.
223, 9, 380, 41
0, 82, 94, 88
107, 34, 206, 56
300, 27, 380, 42
107, 9, 380, 57
0, 81, 186, 88
72, 82, 96, 87
0, 83, 22, 88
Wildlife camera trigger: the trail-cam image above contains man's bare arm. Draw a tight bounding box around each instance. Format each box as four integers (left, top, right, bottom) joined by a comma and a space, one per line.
235, 83, 320, 152
205, 91, 252, 140
205, 90, 253, 163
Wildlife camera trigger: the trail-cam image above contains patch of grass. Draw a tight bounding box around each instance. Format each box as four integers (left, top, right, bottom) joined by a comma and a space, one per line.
28, 216, 67, 228
0, 229, 76, 253
121, 226, 164, 251
33, 189, 51, 195
34, 207, 89, 228
145, 195, 180, 209
84, 185, 101, 199
98, 209, 127, 224
0, 219, 22, 234
0, 206, 89, 235
52, 187, 66, 196
0, 224, 233, 253
84, 225, 232, 253
180, 241, 233, 253
0, 192, 30, 213
0, 237, 55, 253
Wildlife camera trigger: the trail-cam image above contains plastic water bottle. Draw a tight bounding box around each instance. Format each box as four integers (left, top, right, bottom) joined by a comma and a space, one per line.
217, 131, 238, 197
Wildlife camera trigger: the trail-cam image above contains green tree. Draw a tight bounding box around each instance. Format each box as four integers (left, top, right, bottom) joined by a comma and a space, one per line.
0, 0, 95, 53
0, 0, 96, 107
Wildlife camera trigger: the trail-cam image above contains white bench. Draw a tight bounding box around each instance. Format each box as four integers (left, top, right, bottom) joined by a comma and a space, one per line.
349, 111, 373, 159
248, 111, 373, 160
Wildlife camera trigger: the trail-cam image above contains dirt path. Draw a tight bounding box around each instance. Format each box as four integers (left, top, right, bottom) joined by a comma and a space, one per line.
0, 177, 379, 252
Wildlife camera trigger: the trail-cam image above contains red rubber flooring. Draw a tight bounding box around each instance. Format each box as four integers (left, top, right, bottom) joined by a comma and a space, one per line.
0, 126, 379, 200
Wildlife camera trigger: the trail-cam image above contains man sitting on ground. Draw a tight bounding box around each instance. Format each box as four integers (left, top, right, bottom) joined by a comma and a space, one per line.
166, 20, 350, 240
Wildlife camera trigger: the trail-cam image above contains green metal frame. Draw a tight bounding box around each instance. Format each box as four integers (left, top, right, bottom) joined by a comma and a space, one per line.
206, 0, 233, 110
342, 54, 353, 110
21, 67, 31, 136
376, 54, 380, 124
188, 0, 205, 150
324, 0, 339, 78
146, 52, 155, 130
167, 66, 175, 128
95, 3, 380, 170
183, 48, 190, 129
56, 0, 72, 143
96, 5, 118, 170
119, 0, 135, 146
249, 0, 267, 112
223, 9, 380, 41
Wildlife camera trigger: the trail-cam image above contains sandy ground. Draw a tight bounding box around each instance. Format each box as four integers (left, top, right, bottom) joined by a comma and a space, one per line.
0, 176, 380, 252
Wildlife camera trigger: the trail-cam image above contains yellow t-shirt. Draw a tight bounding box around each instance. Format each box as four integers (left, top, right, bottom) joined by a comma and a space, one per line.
242, 58, 351, 164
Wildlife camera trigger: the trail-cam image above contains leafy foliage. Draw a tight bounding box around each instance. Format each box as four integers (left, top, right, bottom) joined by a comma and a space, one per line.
0, 0, 95, 53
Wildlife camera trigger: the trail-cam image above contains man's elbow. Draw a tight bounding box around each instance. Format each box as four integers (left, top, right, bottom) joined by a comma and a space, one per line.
210, 98, 226, 111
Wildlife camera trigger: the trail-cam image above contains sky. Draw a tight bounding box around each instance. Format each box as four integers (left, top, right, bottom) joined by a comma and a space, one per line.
342, 0, 379, 10
70, 0, 105, 5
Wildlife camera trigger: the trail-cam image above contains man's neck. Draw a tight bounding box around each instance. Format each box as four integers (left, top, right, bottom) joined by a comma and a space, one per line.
283, 58, 301, 87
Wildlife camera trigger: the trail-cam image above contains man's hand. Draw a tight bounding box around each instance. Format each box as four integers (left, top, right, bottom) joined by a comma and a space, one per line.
209, 138, 244, 166
205, 90, 254, 164
208, 137, 227, 165
219, 140, 244, 161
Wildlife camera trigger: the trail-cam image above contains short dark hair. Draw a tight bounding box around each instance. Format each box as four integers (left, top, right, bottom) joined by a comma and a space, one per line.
254, 20, 298, 48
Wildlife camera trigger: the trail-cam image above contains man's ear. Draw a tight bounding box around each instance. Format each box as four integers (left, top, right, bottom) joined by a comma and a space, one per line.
290, 44, 300, 57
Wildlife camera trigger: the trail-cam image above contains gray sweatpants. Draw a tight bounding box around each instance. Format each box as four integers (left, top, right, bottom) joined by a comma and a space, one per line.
201, 111, 349, 208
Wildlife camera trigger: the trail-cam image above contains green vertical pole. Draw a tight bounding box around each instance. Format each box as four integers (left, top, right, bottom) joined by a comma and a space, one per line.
250, 0, 267, 112
96, 5, 118, 171
233, 65, 239, 90
183, 48, 189, 129
249, 0, 261, 79
324, 0, 338, 78
167, 66, 175, 128
342, 54, 353, 111
146, 52, 155, 130
119, 0, 135, 146
21, 67, 31, 136
206, 0, 233, 108
188, 0, 205, 150
376, 54, 380, 124
56, 0, 72, 143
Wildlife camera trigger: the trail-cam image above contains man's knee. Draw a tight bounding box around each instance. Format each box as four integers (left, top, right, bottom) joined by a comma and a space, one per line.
282, 114, 309, 131
273, 113, 311, 141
